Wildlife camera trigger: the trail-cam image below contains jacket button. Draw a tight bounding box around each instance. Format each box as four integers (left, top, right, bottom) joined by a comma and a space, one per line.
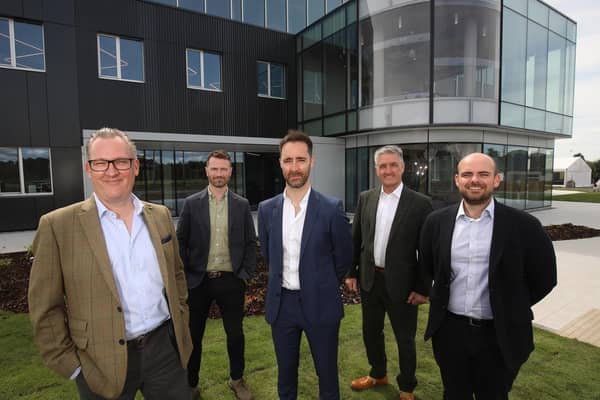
117, 306, 122, 312
119, 339, 125, 345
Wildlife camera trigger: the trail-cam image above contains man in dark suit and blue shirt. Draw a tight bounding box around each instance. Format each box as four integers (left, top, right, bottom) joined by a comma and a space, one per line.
258, 130, 352, 400
176, 150, 257, 400
417, 152, 557, 399
346, 145, 433, 400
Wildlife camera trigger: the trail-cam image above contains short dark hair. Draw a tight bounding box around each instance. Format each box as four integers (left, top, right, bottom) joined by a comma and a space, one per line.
279, 130, 313, 156
206, 149, 231, 166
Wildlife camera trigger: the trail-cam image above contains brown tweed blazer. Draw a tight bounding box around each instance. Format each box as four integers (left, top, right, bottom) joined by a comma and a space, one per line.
28, 196, 192, 399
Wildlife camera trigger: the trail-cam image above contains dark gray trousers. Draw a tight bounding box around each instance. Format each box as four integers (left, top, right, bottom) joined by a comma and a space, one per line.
75, 321, 191, 400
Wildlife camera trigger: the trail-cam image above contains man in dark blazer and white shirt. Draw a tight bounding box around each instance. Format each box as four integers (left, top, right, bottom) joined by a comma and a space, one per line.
258, 130, 352, 400
346, 145, 432, 400
417, 152, 557, 399
176, 150, 256, 400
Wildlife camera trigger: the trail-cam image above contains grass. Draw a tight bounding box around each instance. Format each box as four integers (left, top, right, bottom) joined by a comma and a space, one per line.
0, 258, 11, 267
553, 192, 600, 203
2, 305, 600, 399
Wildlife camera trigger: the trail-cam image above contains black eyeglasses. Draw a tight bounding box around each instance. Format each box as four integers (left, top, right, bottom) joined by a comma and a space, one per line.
88, 158, 134, 172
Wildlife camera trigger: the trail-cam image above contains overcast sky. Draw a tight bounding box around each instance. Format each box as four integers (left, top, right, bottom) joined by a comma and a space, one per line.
543, 0, 600, 162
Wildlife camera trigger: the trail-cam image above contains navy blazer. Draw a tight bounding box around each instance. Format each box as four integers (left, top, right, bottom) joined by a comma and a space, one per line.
176, 188, 257, 289
258, 189, 353, 326
418, 200, 557, 370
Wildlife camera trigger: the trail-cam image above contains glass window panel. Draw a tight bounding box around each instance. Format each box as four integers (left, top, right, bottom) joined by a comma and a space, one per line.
323, 7, 345, 38
323, 30, 346, 115
347, 22, 359, 109
327, 0, 342, 13
566, 20, 576, 42
434, 0, 500, 99
22, 148, 51, 193
401, 143, 428, 195
346, 148, 357, 211
324, 114, 345, 135
152, 0, 178, 6
303, 119, 322, 136
361, 2, 431, 106
297, 56, 303, 120
501, 8, 527, 105
206, 0, 230, 18
546, 32, 565, 113
0, 148, 20, 193
13, 22, 44, 70
134, 150, 147, 201
302, 23, 322, 49
505, 146, 527, 210
270, 63, 285, 98
303, 43, 323, 119
549, 10, 566, 36
544, 148, 553, 206
232, 0, 242, 20
528, 0, 548, 27
0, 19, 10, 66
98, 35, 118, 78
186, 49, 202, 87
525, 21, 547, 109
347, 111, 357, 131
563, 116, 573, 135
257, 61, 269, 96
162, 150, 175, 215
564, 39, 575, 115
525, 107, 545, 131
267, 0, 286, 31
120, 38, 144, 81
501, 102, 525, 128
244, 0, 265, 27
203, 52, 221, 90
308, 0, 325, 25
503, 0, 527, 15
288, 0, 307, 34
145, 150, 164, 205
346, 0, 357, 24
179, 0, 204, 12
526, 147, 545, 209
545, 112, 562, 134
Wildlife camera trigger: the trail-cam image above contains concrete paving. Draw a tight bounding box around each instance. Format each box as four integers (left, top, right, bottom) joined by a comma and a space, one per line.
1, 200, 599, 347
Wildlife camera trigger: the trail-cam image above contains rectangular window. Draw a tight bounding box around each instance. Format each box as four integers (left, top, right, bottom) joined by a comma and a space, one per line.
186, 49, 222, 91
97, 34, 144, 82
0, 18, 45, 72
257, 61, 286, 99
0, 147, 52, 195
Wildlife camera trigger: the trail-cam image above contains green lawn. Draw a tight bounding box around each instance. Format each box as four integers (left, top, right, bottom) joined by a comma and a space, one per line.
2, 305, 600, 399
553, 192, 600, 203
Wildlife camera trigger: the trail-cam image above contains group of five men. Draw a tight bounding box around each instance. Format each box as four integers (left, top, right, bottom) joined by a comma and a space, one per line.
28, 127, 556, 400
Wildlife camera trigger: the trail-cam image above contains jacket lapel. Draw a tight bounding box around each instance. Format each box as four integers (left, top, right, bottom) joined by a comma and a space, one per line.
387, 186, 412, 240
489, 200, 506, 280
440, 204, 459, 282
77, 196, 120, 301
300, 190, 320, 262
365, 189, 379, 247
272, 195, 284, 271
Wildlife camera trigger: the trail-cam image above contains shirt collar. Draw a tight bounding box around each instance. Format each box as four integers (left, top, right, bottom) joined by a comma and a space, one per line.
456, 197, 495, 221
94, 193, 143, 218
207, 186, 228, 200
380, 182, 403, 198
283, 186, 311, 207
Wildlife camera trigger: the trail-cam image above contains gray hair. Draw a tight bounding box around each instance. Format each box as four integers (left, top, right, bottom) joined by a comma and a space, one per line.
374, 145, 404, 166
86, 127, 137, 159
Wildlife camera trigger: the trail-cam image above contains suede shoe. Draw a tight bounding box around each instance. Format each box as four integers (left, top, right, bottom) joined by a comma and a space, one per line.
350, 375, 389, 391
228, 378, 253, 400
399, 391, 415, 400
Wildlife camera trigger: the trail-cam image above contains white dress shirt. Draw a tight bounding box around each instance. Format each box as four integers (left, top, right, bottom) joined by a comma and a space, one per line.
94, 193, 171, 339
448, 199, 495, 320
373, 182, 403, 268
281, 187, 311, 290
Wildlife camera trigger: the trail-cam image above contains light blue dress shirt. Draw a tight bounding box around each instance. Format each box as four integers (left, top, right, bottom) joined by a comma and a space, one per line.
448, 199, 495, 320
94, 193, 171, 339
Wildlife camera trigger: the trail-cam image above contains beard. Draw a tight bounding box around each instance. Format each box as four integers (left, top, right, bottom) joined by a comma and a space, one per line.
285, 171, 309, 189
461, 187, 493, 206
209, 176, 229, 188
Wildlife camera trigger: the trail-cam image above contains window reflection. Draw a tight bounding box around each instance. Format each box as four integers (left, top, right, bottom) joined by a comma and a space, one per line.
0, 18, 45, 71
267, 0, 287, 31
0, 148, 20, 193
206, 0, 230, 18
22, 148, 51, 193
244, 0, 265, 27
506, 146, 528, 209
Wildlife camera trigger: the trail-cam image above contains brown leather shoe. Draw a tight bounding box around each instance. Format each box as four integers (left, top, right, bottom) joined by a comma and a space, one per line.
228, 378, 253, 400
350, 375, 389, 391
399, 391, 415, 400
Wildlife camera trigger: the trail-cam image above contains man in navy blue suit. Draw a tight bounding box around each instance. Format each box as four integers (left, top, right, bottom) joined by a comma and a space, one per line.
258, 130, 352, 400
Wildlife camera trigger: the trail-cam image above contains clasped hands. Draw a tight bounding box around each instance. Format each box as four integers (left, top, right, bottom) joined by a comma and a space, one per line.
344, 278, 429, 305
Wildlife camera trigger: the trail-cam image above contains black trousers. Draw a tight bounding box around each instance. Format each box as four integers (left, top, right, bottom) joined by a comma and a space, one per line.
432, 312, 520, 400
360, 271, 418, 392
75, 321, 190, 400
187, 273, 246, 388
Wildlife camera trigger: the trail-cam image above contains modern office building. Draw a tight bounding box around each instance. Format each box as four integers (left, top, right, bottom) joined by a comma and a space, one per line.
0, 0, 576, 231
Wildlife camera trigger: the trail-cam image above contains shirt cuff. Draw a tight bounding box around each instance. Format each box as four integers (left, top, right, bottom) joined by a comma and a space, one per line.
70, 366, 81, 380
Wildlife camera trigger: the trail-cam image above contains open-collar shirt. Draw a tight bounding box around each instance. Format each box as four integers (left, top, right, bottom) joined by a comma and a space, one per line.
281, 187, 311, 290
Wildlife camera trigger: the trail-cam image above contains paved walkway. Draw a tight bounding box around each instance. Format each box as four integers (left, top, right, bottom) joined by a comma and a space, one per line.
2, 201, 599, 346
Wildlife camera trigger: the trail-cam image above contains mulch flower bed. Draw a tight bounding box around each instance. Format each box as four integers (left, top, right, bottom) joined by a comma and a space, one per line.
2, 223, 599, 315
